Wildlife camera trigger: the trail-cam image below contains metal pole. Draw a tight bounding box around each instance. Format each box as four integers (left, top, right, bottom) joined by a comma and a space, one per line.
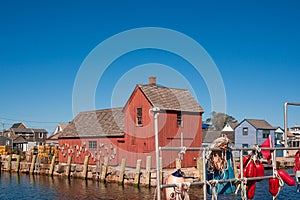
152, 107, 161, 200
240, 149, 244, 200
284, 102, 288, 148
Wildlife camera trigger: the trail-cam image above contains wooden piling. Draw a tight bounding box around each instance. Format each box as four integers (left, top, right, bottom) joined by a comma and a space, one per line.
145, 156, 152, 187
100, 157, 108, 182
49, 156, 56, 176
134, 159, 142, 187
119, 158, 126, 185
83, 155, 89, 179
96, 155, 101, 180
159, 157, 163, 184
197, 157, 203, 181
16, 155, 21, 173
65, 155, 72, 178
30, 155, 37, 174
7, 154, 12, 172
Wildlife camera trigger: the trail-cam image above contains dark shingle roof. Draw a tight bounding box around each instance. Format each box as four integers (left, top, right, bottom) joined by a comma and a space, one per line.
246, 119, 275, 130
59, 108, 124, 138
10, 128, 34, 133
138, 84, 204, 113
10, 135, 27, 143
202, 130, 222, 143
11, 123, 26, 128
32, 128, 48, 133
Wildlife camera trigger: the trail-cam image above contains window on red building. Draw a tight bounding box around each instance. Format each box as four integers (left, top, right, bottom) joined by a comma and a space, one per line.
137, 107, 142, 126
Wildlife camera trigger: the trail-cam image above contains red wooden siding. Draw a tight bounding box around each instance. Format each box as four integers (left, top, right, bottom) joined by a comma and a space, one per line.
58, 87, 203, 168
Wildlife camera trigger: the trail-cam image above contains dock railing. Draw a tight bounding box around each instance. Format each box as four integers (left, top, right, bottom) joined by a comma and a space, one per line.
156, 146, 300, 200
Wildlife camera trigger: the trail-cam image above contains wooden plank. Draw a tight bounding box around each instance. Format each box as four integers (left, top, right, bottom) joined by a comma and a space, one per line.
134, 159, 142, 186
49, 156, 56, 176
145, 156, 152, 187
65, 155, 72, 178
30, 155, 37, 174
7, 154, 12, 172
119, 158, 126, 185
83, 155, 89, 179
100, 157, 108, 182
16, 155, 21, 173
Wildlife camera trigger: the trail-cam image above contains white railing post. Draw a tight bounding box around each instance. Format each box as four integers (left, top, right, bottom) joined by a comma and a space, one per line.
202, 150, 207, 199
152, 107, 161, 200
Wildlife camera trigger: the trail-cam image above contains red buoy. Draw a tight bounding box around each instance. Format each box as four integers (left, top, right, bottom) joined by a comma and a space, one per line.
245, 160, 256, 178
247, 182, 256, 199
269, 178, 279, 196
277, 170, 296, 186
243, 155, 251, 167
255, 160, 264, 181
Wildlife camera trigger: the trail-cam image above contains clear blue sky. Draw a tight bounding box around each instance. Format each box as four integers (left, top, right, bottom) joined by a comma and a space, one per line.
0, 0, 300, 134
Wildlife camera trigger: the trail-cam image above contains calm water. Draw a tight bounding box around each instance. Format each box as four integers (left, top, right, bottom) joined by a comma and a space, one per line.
0, 170, 299, 200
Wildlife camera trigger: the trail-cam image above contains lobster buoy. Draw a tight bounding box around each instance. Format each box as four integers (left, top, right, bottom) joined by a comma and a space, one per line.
237, 155, 251, 169
243, 155, 251, 166
245, 160, 256, 178
255, 160, 264, 181
277, 169, 296, 186
269, 177, 279, 196
163, 170, 185, 200
247, 182, 256, 199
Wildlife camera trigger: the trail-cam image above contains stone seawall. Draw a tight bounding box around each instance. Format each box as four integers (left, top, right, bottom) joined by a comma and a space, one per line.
0, 155, 200, 187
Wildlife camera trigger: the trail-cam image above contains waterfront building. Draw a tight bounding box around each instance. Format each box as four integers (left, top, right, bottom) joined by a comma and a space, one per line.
234, 119, 276, 156
58, 77, 204, 168
2, 122, 48, 151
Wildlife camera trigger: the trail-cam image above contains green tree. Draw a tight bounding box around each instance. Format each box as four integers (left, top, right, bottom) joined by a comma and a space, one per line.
206, 111, 237, 131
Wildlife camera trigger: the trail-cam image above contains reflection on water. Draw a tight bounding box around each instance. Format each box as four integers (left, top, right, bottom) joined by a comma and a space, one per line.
0, 170, 299, 199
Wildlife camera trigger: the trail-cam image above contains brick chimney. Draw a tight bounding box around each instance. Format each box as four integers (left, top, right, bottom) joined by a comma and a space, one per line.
149, 76, 156, 86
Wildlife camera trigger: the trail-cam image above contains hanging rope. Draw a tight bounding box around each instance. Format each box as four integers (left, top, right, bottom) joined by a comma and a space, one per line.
240, 178, 247, 200
206, 135, 231, 174
206, 180, 219, 200
167, 182, 191, 200
273, 170, 285, 199
178, 146, 187, 161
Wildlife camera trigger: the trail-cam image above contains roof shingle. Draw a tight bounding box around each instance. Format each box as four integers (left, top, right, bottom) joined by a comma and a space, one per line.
59, 108, 124, 138
246, 119, 275, 130
138, 84, 204, 113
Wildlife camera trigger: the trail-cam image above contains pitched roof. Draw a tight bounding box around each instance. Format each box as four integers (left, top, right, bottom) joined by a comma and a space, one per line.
202, 130, 222, 143
138, 84, 204, 113
48, 123, 69, 140
11, 123, 27, 129
245, 119, 275, 130
228, 121, 239, 129
10, 128, 34, 133
10, 134, 27, 143
59, 107, 124, 138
